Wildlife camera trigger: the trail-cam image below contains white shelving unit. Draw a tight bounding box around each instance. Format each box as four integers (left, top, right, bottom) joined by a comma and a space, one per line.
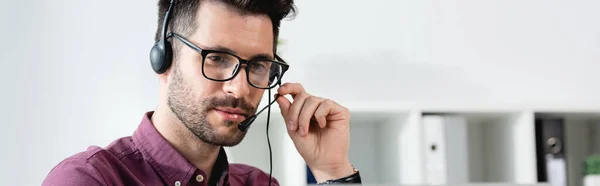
346, 110, 539, 185
227, 108, 600, 186
421, 111, 537, 184
347, 110, 419, 184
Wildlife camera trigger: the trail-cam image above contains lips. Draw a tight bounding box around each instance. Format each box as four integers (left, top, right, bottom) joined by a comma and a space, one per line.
214, 108, 248, 121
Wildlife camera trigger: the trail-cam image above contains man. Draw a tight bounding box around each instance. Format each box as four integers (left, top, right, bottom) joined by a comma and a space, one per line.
43, 0, 361, 185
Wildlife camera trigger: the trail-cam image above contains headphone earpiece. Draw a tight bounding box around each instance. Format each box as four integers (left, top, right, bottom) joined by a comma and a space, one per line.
150, 0, 175, 74
269, 72, 280, 85
149, 39, 173, 74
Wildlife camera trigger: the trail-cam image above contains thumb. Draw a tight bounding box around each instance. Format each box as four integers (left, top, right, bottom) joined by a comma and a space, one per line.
275, 94, 291, 123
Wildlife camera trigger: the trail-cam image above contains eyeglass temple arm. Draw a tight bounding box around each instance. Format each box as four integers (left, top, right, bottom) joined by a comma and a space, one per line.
167, 33, 204, 53
275, 54, 286, 64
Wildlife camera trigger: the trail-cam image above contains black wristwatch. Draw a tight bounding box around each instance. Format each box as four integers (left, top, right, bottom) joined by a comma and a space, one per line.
316, 166, 361, 184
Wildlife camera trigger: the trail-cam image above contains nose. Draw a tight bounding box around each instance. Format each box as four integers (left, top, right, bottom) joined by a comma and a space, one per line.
223, 66, 250, 98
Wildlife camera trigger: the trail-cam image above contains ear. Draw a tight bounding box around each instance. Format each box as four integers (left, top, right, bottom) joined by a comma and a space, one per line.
157, 65, 173, 84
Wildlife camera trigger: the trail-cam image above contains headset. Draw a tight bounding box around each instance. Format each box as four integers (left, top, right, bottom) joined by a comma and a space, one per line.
149, 1, 277, 185
149, 0, 175, 74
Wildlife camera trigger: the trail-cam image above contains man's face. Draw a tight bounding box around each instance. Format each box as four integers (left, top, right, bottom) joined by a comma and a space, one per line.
167, 2, 274, 146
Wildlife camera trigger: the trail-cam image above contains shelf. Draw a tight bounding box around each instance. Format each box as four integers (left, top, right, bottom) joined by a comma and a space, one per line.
225, 108, 600, 186
421, 111, 537, 184
534, 112, 600, 186
347, 110, 418, 184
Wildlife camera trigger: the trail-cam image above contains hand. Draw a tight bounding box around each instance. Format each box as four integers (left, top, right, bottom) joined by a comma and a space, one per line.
275, 83, 354, 182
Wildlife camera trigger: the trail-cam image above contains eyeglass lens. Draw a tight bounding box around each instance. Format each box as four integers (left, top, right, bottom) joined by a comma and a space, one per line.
203, 51, 283, 88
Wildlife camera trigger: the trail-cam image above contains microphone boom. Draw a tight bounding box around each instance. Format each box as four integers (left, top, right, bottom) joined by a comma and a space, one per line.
238, 94, 280, 131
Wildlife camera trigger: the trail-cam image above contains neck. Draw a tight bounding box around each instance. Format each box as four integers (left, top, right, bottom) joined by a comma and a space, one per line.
152, 103, 221, 181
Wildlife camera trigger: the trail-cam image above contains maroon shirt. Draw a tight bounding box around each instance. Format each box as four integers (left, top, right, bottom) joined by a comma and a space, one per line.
42, 112, 279, 186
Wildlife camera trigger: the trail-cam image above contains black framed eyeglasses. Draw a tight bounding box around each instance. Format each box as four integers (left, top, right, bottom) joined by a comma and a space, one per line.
168, 33, 289, 89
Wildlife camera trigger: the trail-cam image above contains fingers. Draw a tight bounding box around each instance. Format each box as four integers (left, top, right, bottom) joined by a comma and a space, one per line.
277, 83, 307, 131
277, 83, 305, 99
314, 100, 332, 129
298, 96, 325, 136
276, 82, 343, 137
276, 94, 291, 120
286, 93, 310, 132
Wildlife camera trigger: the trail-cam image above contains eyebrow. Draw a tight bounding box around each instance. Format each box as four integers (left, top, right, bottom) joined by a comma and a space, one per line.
206, 45, 274, 60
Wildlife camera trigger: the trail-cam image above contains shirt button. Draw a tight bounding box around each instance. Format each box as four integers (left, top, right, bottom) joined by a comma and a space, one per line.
196, 174, 205, 182
174, 181, 181, 186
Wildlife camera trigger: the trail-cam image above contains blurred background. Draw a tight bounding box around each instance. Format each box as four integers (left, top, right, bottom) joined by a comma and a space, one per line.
1, 0, 599, 186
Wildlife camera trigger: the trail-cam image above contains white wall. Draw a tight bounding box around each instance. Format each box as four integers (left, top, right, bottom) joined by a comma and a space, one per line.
282, 0, 600, 110
1, 0, 158, 185
1, 0, 600, 185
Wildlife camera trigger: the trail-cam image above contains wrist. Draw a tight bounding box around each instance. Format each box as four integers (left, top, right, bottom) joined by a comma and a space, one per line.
310, 160, 355, 183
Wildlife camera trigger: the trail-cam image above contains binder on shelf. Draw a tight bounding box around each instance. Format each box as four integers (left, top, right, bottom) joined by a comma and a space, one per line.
535, 117, 567, 186
422, 114, 469, 185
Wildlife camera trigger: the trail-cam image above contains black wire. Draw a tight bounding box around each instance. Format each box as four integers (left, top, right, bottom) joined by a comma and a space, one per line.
266, 88, 273, 186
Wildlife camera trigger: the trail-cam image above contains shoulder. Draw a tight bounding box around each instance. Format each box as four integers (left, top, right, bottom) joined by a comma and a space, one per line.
42, 146, 107, 185
43, 137, 137, 186
228, 163, 280, 185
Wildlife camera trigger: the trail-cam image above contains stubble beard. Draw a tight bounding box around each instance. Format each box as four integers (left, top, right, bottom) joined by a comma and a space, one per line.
166, 66, 257, 147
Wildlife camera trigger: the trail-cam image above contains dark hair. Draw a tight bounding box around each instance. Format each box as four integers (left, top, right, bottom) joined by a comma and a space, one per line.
154, 0, 296, 54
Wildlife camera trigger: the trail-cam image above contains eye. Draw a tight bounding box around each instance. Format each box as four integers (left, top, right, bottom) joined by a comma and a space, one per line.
205, 52, 236, 66
207, 56, 224, 63
249, 62, 268, 74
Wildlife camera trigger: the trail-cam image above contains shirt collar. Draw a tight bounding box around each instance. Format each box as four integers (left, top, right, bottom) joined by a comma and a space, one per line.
133, 111, 229, 185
